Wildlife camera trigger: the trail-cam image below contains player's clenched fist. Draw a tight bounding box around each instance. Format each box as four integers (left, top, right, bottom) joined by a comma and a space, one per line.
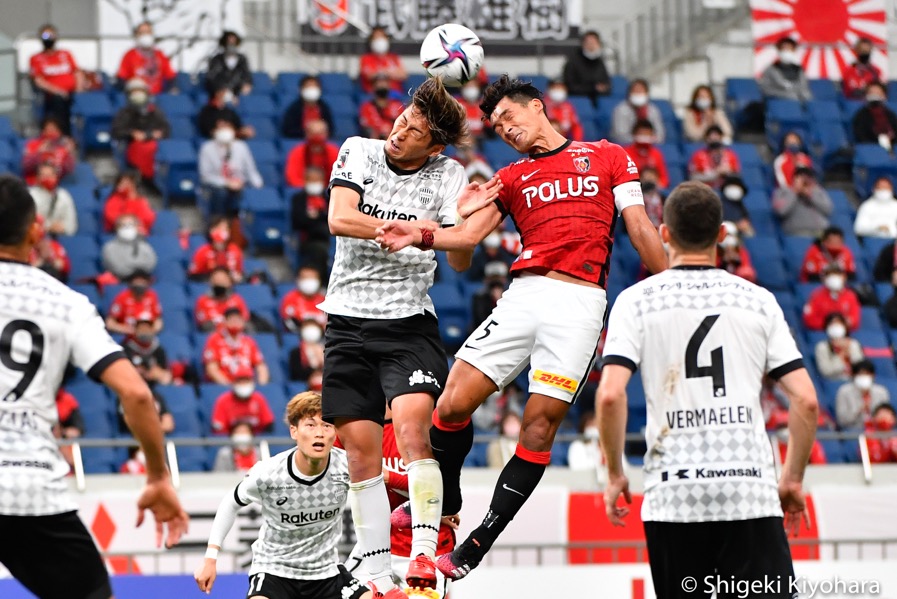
194, 558, 218, 594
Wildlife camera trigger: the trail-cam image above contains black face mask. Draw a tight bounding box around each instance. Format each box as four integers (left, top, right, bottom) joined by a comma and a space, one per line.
212, 285, 230, 298
707, 140, 723, 151
374, 88, 390, 99
130, 284, 147, 296
857, 52, 871, 64
42, 38, 56, 51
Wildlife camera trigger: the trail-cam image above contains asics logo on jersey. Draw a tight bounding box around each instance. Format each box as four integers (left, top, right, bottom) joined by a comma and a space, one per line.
358, 201, 419, 221
520, 169, 540, 181
522, 176, 600, 208
533, 369, 578, 392
280, 507, 341, 526
276, 496, 288, 506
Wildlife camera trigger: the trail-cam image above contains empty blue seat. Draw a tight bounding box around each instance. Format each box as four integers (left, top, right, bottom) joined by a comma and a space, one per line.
70, 283, 101, 307
481, 139, 523, 171
241, 187, 287, 250
725, 78, 763, 128
810, 123, 851, 171
859, 307, 884, 332
153, 210, 181, 235
276, 72, 308, 96
807, 100, 841, 122
155, 94, 196, 118
251, 71, 275, 94
72, 92, 114, 150
157, 332, 194, 363
245, 140, 279, 165
853, 144, 897, 197
403, 74, 428, 93
236, 284, 276, 312
430, 283, 465, 318
147, 235, 186, 263
765, 99, 808, 149
808, 79, 838, 102
518, 74, 549, 92
68, 162, 100, 187
328, 95, 358, 118
165, 116, 197, 140
67, 380, 111, 412
155, 282, 189, 310
568, 96, 596, 123
243, 115, 277, 140
0, 116, 16, 140
238, 95, 278, 118
154, 140, 198, 201
782, 236, 813, 271
319, 73, 355, 95
81, 446, 118, 473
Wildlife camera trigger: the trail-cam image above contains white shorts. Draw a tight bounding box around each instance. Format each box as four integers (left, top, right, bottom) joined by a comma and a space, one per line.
345, 550, 449, 598
455, 273, 607, 403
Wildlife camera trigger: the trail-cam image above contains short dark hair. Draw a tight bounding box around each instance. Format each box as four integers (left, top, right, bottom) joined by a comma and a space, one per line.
411, 77, 469, 147
704, 125, 724, 138
867, 81, 887, 96
479, 74, 543, 123
628, 78, 649, 93
663, 182, 722, 251
219, 30, 241, 47
300, 75, 320, 87
582, 30, 600, 42
223, 306, 242, 318
632, 119, 655, 134
824, 312, 847, 327
776, 36, 797, 49
853, 359, 875, 375
822, 225, 844, 240
0, 175, 37, 246
40, 115, 63, 132
794, 165, 816, 179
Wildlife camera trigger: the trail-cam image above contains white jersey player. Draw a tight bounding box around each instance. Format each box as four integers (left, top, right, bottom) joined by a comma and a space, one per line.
0, 175, 187, 599
195, 392, 374, 599
597, 181, 819, 598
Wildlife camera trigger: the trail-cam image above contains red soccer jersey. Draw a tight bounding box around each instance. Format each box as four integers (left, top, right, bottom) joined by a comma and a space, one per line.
210, 390, 274, 435
459, 98, 485, 138
189, 243, 244, 278
495, 140, 641, 286
773, 151, 814, 189
109, 288, 162, 326
195, 293, 250, 328
622, 143, 669, 188
202, 332, 264, 382
799, 244, 856, 282
30, 50, 79, 93
117, 48, 176, 95
103, 192, 157, 234
280, 290, 326, 327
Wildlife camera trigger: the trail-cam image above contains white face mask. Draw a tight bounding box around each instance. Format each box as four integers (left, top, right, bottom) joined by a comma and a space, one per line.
461, 86, 481, 103
222, 90, 235, 105
233, 383, 255, 398
305, 182, 324, 196
129, 90, 148, 106
298, 278, 321, 296
370, 38, 389, 55
232, 433, 253, 450
633, 134, 654, 145
855, 374, 874, 391
583, 48, 602, 60
224, 55, 239, 70
779, 49, 799, 65
824, 274, 845, 293
117, 225, 138, 242
629, 93, 648, 107
137, 33, 154, 49
215, 127, 236, 144
583, 426, 599, 441
695, 97, 712, 111
826, 323, 847, 340
301, 86, 322, 102
720, 235, 738, 249
301, 324, 323, 344
723, 186, 744, 201
547, 88, 568, 103
874, 189, 893, 201
483, 232, 502, 250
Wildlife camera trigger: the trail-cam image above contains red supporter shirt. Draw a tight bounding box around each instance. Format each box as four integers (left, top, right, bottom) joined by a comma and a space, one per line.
195, 293, 250, 328
622, 143, 669, 188
108, 288, 162, 326
30, 50, 79, 93
103, 192, 157, 234
21, 137, 75, 184
55, 389, 80, 425
30, 240, 70, 277
495, 140, 642, 287
459, 99, 484, 138
280, 290, 326, 327
802, 287, 861, 331
284, 142, 341, 187
773, 151, 813, 188
800, 244, 856, 282
544, 100, 584, 141
116, 48, 176, 95
842, 62, 882, 100
358, 53, 404, 93
358, 99, 405, 139
688, 147, 740, 187
203, 332, 264, 382
189, 243, 244, 278
210, 390, 274, 435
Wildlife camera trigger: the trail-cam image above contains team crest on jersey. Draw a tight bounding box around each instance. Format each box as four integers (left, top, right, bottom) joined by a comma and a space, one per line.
573, 156, 590, 173
419, 188, 434, 206
337, 149, 350, 168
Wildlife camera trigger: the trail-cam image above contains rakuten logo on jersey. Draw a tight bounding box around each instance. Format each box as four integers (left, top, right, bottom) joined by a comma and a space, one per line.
358, 200, 419, 220
522, 176, 600, 207
280, 506, 341, 526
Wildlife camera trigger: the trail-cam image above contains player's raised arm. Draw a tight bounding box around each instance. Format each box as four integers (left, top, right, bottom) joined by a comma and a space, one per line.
377, 198, 503, 254
622, 204, 668, 275
445, 176, 504, 271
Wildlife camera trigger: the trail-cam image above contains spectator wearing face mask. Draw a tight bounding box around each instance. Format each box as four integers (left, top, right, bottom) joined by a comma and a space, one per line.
101, 215, 157, 281
865, 404, 897, 463
199, 119, 264, 217
855, 177, 897, 239
836, 360, 890, 430
210, 369, 274, 435
21, 116, 76, 185
562, 30, 610, 101
283, 119, 340, 187
773, 166, 833, 236
623, 120, 669, 189
203, 308, 270, 384
487, 411, 522, 468
106, 270, 162, 336
358, 74, 405, 140
470, 261, 508, 331
639, 167, 665, 229
281, 266, 326, 332
458, 80, 486, 139
567, 411, 604, 472
121, 447, 147, 474
717, 176, 753, 237
773, 131, 814, 189
116, 21, 175, 95
688, 125, 740, 189
189, 217, 245, 281
289, 167, 330, 279
213, 421, 260, 471
716, 221, 756, 283
803, 263, 861, 331
358, 27, 406, 94
758, 36, 812, 102
30, 24, 83, 134
288, 318, 325, 382
683, 85, 732, 143
543, 80, 583, 141
611, 79, 665, 145
123, 316, 173, 387
28, 163, 77, 236
280, 75, 334, 139
205, 30, 252, 96
102, 171, 156, 234
465, 226, 517, 282
842, 38, 882, 100
852, 81, 897, 149
29, 214, 69, 282
800, 226, 856, 282
814, 313, 864, 381
195, 267, 250, 331
198, 84, 254, 139
111, 78, 170, 181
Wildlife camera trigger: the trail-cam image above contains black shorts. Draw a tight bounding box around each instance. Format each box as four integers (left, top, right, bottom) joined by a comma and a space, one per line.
322, 313, 449, 424
0, 511, 111, 599
644, 517, 796, 599
247, 566, 367, 599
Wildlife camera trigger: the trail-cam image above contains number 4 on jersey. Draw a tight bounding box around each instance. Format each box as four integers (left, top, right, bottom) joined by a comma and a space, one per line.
685, 315, 726, 397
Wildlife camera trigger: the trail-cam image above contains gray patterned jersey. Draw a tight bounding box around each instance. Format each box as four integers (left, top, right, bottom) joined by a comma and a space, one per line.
236, 446, 351, 580
602, 267, 804, 523
320, 137, 466, 319
0, 261, 123, 516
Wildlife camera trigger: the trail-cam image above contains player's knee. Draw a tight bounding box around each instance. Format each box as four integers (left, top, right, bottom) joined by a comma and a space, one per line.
393, 420, 432, 462
519, 417, 560, 452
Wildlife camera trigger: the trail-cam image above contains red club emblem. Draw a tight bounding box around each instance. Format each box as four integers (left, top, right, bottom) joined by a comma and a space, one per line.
573, 156, 590, 173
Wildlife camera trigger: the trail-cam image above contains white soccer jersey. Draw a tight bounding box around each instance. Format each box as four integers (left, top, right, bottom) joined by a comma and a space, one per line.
602, 266, 804, 523
235, 446, 350, 580
0, 260, 123, 516
320, 136, 466, 319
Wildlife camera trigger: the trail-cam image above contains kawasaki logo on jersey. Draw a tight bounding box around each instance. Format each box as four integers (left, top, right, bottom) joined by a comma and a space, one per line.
358, 201, 419, 220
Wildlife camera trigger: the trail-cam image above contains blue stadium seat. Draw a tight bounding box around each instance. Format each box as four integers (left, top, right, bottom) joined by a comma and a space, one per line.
332, 119, 360, 140
244, 258, 272, 281
67, 162, 100, 187
245, 140, 279, 165
155, 94, 196, 119
255, 162, 281, 188
853, 144, 897, 197
808, 79, 837, 102
875, 282, 894, 305
285, 381, 309, 397
278, 138, 300, 157
241, 187, 288, 250
154, 258, 187, 284
827, 189, 854, 217
276, 72, 308, 96
251, 71, 275, 94
819, 439, 846, 463
157, 332, 194, 363
859, 307, 884, 332
319, 73, 355, 95
430, 283, 466, 318
237, 284, 276, 312
765, 99, 808, 149
725, 78, 762, 128
199, 384, 231, 419
170, 438, 210, 472
154, 140, 198, 202
153, 210, 181, 235
60, 235, 100, 261
481, 139, 523, 171
328, 94, 358, 119
731, 143, 762, 168
809, 123, 851, 171
752, 254, 789, 290
165, 116, 197, 140
238, 95, 278, 118
258, 384, 288, 418
740, 166, 768, 191
782, 236, 813, 272
610, 75, 629, 98
81, 447, 118, 474
172, 72, 197, 95
242, 115, 278, 140
0, 116, 16, 141
568, 96, 596, 123
163, 308, 191, 334
147, 234, 186, 263
67, 379, 111, 413
439, 314, 470, 350
864, 237, 892, 267
806, 100, 841, 122
72, 92, 114, 150
404, 74, 428, 92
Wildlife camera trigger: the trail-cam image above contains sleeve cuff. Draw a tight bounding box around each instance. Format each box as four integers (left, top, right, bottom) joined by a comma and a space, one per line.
234, 484, 250, 507
603, 355, 638, 372
330, 179, 363, 197
768, 358, 804, 381
87, 351, 127, 382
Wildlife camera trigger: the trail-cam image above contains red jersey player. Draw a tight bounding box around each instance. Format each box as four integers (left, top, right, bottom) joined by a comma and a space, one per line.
376, 75, 667, 584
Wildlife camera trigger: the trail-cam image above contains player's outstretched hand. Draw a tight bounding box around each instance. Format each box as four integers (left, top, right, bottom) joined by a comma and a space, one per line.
779, 478, 810, 537
457, 175, 503, 219
194, 558, 218, 594
441, 513, 461, 530
136, 477, 189, 548
604, 473, 632, 527
376, 221, 418, 253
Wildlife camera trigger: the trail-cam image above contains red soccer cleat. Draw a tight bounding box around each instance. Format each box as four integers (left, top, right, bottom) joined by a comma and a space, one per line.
405, 553, 438, 590
369, 582, 408, 598
390, 500, 412, 529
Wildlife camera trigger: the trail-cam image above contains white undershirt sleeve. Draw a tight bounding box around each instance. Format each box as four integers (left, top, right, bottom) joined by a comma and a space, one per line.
207, 491, 241, 548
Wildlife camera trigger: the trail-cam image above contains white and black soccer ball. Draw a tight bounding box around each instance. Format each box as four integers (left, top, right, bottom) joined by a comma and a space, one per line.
419, 23, 484, 87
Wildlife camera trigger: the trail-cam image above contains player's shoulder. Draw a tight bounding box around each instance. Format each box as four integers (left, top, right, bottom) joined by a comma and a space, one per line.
1, 261, 94, 311
342, 135, 383, 154
427, 154, 465, 178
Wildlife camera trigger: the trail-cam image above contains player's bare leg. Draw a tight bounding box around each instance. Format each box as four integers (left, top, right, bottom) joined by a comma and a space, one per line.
437, 393, 570, 581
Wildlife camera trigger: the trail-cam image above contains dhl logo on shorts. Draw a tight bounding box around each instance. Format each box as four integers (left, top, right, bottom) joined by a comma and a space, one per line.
532, 370, 578, 392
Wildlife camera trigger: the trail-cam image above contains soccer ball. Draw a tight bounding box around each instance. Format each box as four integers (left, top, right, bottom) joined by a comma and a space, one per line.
419, 23, 484, 87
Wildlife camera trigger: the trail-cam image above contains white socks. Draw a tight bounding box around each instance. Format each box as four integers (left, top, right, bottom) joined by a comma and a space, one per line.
407, 458, 443, 558
349, 475, 395, 590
